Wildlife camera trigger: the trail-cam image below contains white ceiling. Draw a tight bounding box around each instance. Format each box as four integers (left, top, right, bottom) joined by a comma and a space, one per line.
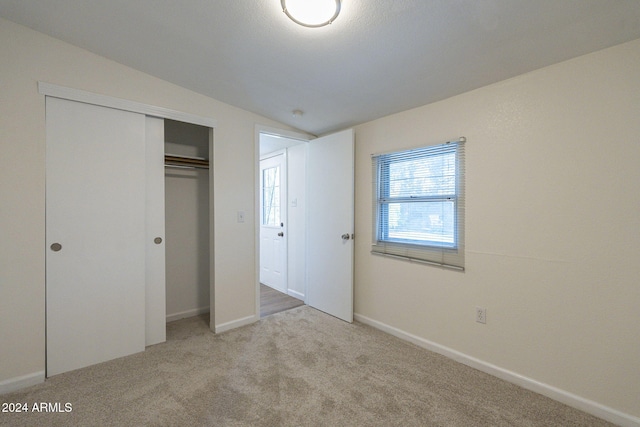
2, 0, 640, 135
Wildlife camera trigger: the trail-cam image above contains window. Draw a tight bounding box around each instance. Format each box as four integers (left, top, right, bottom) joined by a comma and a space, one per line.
371, 138, 465, 270
262, 165, 280, 226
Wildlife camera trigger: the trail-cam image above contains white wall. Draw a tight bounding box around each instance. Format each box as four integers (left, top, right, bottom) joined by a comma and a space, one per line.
353, 38, 640, 422
164, 120, 211, 321
0, 18, 292, 387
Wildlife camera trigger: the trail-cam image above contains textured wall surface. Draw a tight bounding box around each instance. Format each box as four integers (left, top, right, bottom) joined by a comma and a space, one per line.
353, 39, 640, 419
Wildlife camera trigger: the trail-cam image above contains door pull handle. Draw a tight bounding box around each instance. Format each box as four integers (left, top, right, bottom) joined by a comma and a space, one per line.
278, 232, 284, 237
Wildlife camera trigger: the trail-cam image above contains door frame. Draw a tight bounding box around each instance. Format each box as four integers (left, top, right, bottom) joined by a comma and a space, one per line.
39, 82, 218, 332
254, 125, 312, 317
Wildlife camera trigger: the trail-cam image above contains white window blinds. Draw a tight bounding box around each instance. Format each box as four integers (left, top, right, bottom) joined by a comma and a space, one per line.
371, 138, 465, 270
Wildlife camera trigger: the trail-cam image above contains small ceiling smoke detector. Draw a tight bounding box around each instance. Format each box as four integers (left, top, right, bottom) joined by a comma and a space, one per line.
292, 109, 304, 118
281, 0, 341, 28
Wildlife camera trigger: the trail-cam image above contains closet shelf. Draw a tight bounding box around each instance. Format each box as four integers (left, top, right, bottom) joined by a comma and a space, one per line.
164, 154, 209, 170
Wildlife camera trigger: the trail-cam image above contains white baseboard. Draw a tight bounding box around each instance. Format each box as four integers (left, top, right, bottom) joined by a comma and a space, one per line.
215, 314, 258, 333
287, 289, 305, 301
354, 313, 640, 427
166, 306, 209, 323
0, 371, 45, 395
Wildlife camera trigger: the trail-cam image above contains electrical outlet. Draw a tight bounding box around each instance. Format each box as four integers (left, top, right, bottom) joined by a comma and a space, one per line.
476, 307, 487, 324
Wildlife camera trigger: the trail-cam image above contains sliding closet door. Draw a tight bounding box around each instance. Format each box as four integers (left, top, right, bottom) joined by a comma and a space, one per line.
145, 116, 166, 346
46, 97, 146, 376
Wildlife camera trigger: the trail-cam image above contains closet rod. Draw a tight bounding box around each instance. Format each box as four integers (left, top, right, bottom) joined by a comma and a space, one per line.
164, 154, 209, 169
164, 164, 209, 170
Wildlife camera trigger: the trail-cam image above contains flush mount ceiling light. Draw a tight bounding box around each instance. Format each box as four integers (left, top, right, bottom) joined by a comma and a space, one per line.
281, 0, 341, 28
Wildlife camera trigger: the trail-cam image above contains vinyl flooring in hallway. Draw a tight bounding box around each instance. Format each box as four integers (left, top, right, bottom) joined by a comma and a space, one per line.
260, 284, 304, 318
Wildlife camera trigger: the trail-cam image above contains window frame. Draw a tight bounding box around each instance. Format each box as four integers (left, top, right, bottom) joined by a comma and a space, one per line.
371, 138, 465, 270
261, 164, 281, 227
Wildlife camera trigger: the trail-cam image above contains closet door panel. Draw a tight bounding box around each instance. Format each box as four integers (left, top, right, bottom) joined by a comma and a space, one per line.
46, 97, 146, 376
145, 116, 166, 346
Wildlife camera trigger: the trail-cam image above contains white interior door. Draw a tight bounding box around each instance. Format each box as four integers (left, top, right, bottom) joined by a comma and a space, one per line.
46, 97, 147, 376
259, 153, 287, 292
307, 129, 354, 322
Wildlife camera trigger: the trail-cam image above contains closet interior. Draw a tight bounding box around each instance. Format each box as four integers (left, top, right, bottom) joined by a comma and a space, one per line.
164, 119, 211, 323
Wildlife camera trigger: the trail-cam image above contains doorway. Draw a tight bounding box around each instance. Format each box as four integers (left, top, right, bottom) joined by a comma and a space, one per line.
258, 131, 307, 316
164, 119, 211, 323
255, 128, 355, 322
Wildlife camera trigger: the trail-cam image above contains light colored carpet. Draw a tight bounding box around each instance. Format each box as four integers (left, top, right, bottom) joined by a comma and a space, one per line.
0, 307, 613, 426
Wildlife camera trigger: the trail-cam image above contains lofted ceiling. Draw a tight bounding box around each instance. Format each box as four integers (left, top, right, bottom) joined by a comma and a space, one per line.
2, 0, 640, 136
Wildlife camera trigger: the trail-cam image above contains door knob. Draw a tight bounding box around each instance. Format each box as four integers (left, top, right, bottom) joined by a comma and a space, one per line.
154, 237, 163, 244
278, 232, 284, 237
341, 233, 350, 240
50, 243, 62, 252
